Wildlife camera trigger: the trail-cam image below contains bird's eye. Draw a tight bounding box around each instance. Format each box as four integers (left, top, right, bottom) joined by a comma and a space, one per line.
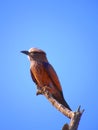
33, 52, 38, 54
30, 52, 38, 55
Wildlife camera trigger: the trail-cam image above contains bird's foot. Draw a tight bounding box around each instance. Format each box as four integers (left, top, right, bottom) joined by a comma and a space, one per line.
36, 86, 48, 95
42, 86, 51, 98
36, 86, 51, 97
36, 89, 43, 95
41, 86, 47, 93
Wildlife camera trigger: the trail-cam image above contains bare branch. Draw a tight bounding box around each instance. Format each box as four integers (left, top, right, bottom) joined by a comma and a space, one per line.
68, 106, 84, 130
37, 87, 74, 119
36, 87, 84, 130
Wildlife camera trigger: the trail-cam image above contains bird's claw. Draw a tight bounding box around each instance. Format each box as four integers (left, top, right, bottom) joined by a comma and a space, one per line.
36, 89, 43, 95
36, 86, 47, 95
36, 86, 50, 96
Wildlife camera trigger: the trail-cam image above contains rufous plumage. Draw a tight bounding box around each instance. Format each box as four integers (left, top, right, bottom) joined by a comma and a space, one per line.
21, 48, 71, 111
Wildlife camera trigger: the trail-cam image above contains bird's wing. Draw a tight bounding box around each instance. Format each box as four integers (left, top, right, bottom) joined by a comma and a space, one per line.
30, 69, 38, 85
42, 62, 62, 93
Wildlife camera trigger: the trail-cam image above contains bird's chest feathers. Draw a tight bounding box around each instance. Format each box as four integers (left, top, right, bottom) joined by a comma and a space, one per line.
30, 61, 51, 87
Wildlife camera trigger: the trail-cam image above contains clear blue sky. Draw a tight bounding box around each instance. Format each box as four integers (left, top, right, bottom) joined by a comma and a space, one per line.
0, 0, 97, 130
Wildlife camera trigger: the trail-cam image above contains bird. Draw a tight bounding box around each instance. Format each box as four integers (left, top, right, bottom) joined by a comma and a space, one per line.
21, 48, 71, 111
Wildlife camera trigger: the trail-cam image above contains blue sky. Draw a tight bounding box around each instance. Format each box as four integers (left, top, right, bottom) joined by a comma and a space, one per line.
0, 0, 98, 130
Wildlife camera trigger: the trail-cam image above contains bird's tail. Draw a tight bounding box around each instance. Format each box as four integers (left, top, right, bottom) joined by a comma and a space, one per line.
53, 92, 72, 111
61, 98, 72, 111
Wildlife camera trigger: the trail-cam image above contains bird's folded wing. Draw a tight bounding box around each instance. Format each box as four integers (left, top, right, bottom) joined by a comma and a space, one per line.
30, 69, 38, 85
42, 62, 62, 92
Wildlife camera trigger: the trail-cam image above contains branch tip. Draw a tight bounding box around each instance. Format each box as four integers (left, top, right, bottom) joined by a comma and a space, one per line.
77, 105, 81, 111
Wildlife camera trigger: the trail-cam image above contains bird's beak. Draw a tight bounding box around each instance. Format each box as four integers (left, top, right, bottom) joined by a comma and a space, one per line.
21, 50, 30, 55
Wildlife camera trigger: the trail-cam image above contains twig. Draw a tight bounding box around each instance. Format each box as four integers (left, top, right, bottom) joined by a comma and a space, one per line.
62, 107, 84, 130
68, 106, 84, 130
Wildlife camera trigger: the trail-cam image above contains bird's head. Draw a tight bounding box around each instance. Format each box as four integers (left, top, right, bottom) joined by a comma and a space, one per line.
21, 48, 48, 62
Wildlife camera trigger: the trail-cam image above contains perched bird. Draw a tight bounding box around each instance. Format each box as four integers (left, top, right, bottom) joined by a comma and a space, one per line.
21, 48, 71, 111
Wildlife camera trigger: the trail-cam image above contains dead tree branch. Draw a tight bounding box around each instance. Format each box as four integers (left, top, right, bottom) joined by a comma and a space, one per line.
36, 87, 84, 130
62, 106, 84, 130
